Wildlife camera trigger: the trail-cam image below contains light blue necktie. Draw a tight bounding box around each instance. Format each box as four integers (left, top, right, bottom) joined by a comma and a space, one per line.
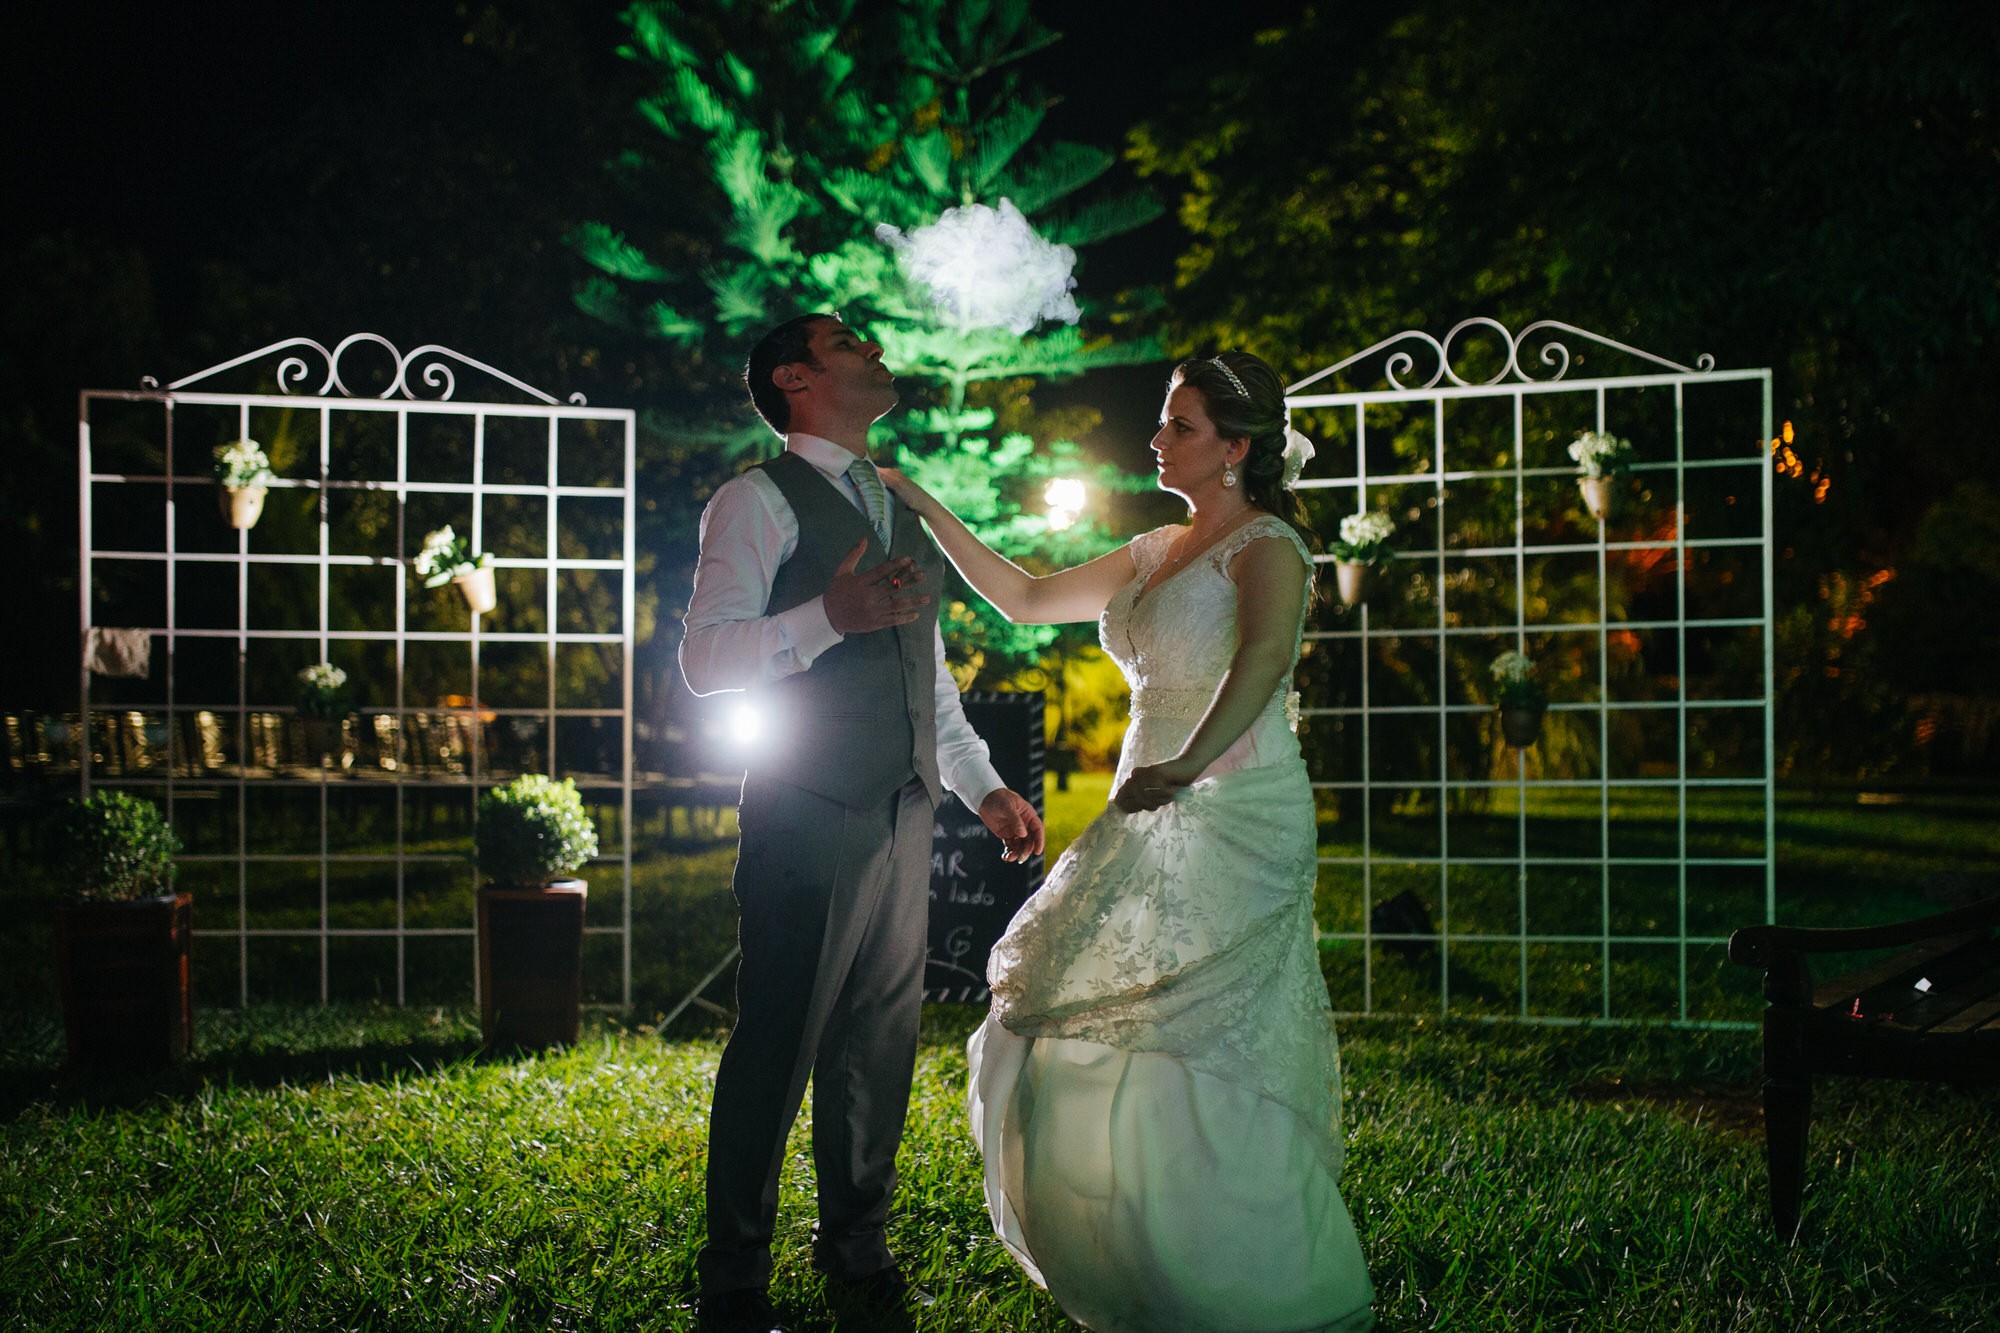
846, 456, 892, 549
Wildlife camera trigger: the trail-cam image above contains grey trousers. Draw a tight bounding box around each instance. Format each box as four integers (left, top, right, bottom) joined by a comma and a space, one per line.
697, 774, 934, 1294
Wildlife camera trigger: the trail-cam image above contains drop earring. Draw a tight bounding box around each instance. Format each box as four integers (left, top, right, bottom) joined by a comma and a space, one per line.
1223, 466, 1238, 488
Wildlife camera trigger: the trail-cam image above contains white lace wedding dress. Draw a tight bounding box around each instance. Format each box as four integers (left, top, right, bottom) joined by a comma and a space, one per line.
968, 516, 1375, 1333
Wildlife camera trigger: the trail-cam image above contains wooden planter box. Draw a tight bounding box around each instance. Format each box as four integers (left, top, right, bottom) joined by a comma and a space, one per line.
55, 892, 193, 1074
477, 879, 586, 1050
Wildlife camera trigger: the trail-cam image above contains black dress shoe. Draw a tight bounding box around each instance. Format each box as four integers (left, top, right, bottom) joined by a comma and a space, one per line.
697, 1286, 792, 1333
826, 1265, 935, 1309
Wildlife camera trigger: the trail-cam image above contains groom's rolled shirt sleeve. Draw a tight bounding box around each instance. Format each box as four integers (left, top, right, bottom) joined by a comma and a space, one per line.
680, 474, 844, 696
933, 629, 1004, 810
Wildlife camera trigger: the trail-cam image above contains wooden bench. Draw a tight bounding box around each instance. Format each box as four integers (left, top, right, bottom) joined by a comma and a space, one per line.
1727, 893, 2000, 1237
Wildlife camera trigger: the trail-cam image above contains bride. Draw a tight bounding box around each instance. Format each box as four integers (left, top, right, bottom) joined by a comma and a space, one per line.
881, 351, 1374, 1332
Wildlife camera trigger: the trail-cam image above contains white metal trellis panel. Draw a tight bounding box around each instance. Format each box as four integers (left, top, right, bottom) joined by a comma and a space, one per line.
1287, 320, 1775, 1028
78, 336, 638, 1010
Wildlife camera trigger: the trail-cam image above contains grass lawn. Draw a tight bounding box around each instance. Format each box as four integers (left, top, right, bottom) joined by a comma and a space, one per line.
1, 1006, 1994, 1330
2, 780, 1998, 1328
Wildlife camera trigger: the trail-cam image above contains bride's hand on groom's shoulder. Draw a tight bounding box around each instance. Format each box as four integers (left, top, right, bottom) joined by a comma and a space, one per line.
876, 467, 927, 512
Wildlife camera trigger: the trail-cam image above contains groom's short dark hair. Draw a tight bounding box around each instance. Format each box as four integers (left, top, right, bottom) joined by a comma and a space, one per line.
746, 313, 835, 437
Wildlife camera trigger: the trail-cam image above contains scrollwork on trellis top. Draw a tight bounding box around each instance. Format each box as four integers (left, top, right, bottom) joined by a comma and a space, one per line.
1286, 318, 1716, 397
140, 333, 587, 406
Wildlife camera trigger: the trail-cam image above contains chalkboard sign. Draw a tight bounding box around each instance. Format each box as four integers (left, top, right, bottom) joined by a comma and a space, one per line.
924, 691, 1045, 1003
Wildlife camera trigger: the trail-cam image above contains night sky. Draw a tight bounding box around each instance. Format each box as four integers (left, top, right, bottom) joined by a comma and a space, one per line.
5, 0, 1306, 443
0, 0, 1326, 708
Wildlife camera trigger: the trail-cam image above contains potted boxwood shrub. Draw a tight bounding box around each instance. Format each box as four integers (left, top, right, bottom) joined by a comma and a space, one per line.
1329, 510, 1395, 608
474, 774, 599, 1050
50, 792, 190, 1073
214, 438, 275, 530
415, 525, 497, 616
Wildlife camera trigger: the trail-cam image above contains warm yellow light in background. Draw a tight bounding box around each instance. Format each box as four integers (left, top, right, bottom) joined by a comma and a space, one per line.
1768, 420, 1828, 502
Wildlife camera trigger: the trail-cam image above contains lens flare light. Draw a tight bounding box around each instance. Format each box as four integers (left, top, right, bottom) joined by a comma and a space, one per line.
726, 704, 762, 747
1044, 477, 1087, 532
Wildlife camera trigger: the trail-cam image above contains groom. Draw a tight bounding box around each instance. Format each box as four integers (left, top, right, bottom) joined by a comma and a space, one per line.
680, 313, 1045, 1331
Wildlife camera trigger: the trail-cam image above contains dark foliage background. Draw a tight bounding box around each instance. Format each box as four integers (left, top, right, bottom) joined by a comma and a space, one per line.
3, 0, 1996, 780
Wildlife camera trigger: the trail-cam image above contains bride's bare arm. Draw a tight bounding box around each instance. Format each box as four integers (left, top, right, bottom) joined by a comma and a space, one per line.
1114, 534, 1308, 812
879, 466, 1136, 625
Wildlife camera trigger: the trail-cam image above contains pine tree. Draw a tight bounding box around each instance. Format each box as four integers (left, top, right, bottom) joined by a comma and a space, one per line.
573, 0, 1164, 672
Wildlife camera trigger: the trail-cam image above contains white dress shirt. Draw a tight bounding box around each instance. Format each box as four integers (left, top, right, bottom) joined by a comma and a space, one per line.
681, 432, 1005, 810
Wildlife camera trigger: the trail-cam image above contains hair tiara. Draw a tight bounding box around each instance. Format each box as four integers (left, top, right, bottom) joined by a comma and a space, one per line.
1208, 355, 1249, 399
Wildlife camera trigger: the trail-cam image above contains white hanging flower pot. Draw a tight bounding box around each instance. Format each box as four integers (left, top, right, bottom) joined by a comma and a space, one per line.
1332, 512, 1395, 607
455, 566, 497, 615
416, 527, 495, 615
1336, 560, 1372, 608
213, 439, 274, 531
1569, 431, 1632, 525
221, 485, 266, 530
1578, 475, 1614, 523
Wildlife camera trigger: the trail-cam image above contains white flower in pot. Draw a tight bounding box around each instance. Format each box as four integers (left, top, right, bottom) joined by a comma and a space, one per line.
1567, 430, 1635, 523
213, 439, 275, 530
296, 662, 355, 767
1489, 649, 1548, 748
414, 525, 496, 615
1329, 510, 1396, 608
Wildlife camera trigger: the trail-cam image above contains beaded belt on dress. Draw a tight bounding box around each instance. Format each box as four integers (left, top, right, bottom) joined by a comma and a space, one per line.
1128, 686, 1212, 721
1130, 685, 1303, 732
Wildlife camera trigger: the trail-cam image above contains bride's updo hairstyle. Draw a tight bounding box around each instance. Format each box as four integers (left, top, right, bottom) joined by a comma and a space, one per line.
1169, 351, 1321, 553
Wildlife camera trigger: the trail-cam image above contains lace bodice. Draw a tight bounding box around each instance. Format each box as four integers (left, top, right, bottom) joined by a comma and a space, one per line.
1100, 515, 1313, 780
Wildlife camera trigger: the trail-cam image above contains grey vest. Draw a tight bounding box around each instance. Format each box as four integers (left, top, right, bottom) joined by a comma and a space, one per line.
750, 451, 945, 809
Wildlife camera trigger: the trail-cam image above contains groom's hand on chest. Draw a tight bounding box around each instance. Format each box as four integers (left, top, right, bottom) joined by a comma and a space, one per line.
824, 539, 931, 635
